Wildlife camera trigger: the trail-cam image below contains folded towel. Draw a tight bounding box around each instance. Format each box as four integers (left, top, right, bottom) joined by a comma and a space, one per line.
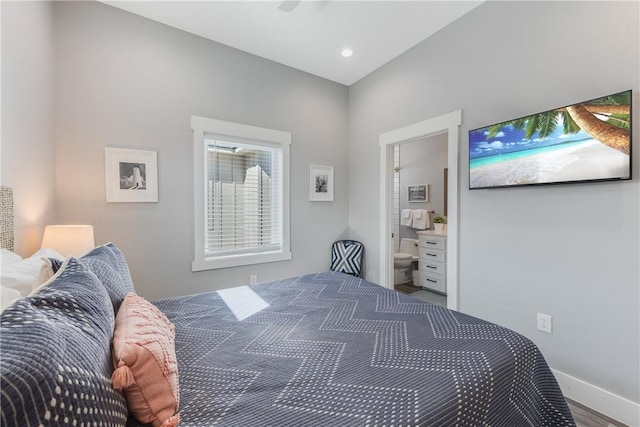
412, 210, 431, 230
400, 209, 413, 226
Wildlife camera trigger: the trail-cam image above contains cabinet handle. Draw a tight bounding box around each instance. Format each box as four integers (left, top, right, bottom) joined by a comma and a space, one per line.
426, 241, 436, 245
426, 278, 437, 283
426, 253, 436, 257
426, 265, 436, 269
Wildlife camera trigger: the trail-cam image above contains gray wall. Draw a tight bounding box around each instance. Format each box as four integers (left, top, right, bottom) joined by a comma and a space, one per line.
348, 1, 639, 402
1, 1, 57, 256
52, 2, 349, 300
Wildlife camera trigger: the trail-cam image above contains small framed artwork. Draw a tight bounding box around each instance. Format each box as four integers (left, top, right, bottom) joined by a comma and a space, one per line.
407, 184, 428, 202
310, 165, 334, 202
105, 147, 158, 203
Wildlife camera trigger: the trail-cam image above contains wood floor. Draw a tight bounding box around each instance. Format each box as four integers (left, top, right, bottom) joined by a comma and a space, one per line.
567, 399, 627, 427
394, 282, 422, 294
394, 285, 628, 427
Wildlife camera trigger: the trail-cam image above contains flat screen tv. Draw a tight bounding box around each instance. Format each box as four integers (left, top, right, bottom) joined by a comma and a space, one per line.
469, 90, 632, 189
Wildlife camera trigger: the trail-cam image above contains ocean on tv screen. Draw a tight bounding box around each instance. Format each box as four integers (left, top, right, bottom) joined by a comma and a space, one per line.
469, 90, 631, 188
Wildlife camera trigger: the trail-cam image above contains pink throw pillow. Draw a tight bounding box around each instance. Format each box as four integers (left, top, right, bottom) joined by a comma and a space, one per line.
111, 293, 180, 427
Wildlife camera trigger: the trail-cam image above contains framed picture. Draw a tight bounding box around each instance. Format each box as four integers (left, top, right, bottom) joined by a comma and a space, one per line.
310, 165, 334, 202
105, 147, 158, 203
407, 184, 428, 202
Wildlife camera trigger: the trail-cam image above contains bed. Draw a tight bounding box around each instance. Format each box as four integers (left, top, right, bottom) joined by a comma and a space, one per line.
0, 187, 575, 426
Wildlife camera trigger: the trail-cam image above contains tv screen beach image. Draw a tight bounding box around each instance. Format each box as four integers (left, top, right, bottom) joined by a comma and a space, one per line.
469, 90, 631, 189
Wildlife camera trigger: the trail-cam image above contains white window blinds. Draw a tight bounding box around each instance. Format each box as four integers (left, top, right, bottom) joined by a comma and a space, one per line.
205, 138, 283, 257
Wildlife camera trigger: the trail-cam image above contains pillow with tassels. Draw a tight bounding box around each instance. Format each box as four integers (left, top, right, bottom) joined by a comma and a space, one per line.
111, 293, 180, 427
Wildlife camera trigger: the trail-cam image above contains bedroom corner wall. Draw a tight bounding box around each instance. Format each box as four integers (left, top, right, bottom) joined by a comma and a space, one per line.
1, 1, 57, 256
51, 2, 349, 300
348, 0, 639, 421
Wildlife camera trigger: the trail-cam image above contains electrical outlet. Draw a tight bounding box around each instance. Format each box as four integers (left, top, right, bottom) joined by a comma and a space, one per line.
250, 275, 257, 285
537, 313, 552, 334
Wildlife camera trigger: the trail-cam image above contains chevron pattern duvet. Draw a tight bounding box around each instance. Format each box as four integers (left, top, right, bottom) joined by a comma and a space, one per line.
146, 272, 574, 426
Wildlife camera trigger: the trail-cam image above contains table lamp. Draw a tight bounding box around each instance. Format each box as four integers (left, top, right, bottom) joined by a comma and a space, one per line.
41, 225, 95, 257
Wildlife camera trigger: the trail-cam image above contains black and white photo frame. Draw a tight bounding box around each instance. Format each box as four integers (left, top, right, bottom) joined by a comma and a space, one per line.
310, 165, 334, 202
407, 184, 428, 202
105, 147, 158, 203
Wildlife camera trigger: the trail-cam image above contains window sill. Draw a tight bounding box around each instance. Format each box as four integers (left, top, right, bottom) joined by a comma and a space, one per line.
192, 251, 292, 272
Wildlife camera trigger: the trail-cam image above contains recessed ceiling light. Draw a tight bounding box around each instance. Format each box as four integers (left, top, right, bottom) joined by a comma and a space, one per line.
341, 48, 354, 58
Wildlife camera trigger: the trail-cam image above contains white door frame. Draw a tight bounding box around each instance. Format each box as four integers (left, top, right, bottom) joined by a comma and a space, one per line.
379, 110, 462, 310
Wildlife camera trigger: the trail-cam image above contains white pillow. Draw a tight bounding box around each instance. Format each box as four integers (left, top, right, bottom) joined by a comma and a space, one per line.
1, 285, 22, 312
0, 248, 64, 296
1, 248, 22, 266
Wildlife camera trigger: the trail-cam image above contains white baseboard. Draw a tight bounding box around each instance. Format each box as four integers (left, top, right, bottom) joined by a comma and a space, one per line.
553, 369, 640, 426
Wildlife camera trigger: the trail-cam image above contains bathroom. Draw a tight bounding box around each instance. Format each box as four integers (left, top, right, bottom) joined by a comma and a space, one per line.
393, 133, 448, 306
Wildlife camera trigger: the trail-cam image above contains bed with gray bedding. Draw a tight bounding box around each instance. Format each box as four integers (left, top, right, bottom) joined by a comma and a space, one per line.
0, 183, 573, 426
1, 257, 575, 426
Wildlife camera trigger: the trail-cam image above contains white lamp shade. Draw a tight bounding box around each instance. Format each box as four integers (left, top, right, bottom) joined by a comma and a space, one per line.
41, 225, 95, 257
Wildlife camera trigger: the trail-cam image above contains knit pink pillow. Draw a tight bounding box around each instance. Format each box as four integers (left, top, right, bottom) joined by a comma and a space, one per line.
111, 293, 180, 427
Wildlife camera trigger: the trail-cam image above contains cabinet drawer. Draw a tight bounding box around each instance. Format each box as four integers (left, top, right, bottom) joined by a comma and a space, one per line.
419, 235, 446, 250
419, 248, 446, 262
419, 271, 446, 294
419, 259, 446, 275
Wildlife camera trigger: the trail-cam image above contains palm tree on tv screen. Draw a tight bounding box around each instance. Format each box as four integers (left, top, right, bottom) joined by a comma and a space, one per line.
486, 92, 630, 154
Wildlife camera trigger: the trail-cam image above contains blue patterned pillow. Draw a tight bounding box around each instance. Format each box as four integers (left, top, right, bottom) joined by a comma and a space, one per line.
0, 257, 129, 426
80, 243, 136, 313
330, 240, 364, 277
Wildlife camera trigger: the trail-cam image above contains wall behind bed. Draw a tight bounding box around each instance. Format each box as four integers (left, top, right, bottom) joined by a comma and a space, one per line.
50, 2, 349, 298
1, 1, 57, 255
348, 0, 639, 421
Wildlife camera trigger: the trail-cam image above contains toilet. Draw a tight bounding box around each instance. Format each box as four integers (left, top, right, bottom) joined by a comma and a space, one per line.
394, 238, 419, 285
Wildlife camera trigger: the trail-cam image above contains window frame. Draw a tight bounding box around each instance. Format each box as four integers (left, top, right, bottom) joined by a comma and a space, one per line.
191, 115, 291, 271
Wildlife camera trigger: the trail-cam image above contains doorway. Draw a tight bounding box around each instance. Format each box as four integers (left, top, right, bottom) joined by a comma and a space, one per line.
393, 135, 449, 307
378, 110, 461, 310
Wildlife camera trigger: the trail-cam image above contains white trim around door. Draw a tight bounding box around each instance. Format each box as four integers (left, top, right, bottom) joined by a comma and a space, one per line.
379, 110, 462, 310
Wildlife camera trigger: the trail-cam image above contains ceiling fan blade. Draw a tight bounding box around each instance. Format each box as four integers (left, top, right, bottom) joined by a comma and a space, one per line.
279, 0, 301, 12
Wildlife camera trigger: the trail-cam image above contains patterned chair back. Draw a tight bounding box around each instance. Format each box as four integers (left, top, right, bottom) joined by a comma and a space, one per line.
330, 240, 364, 277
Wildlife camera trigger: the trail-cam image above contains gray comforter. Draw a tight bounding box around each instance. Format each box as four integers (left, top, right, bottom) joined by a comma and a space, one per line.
148, 271, 574, 426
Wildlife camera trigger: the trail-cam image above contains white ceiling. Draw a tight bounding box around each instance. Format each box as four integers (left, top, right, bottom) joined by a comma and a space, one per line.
101, 1, 484, 86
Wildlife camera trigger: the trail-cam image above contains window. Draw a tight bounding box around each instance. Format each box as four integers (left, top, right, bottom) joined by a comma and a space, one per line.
191, 116, 291, 271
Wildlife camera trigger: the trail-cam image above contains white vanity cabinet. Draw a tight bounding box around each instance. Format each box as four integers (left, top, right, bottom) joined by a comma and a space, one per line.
416, 231, 447, 294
